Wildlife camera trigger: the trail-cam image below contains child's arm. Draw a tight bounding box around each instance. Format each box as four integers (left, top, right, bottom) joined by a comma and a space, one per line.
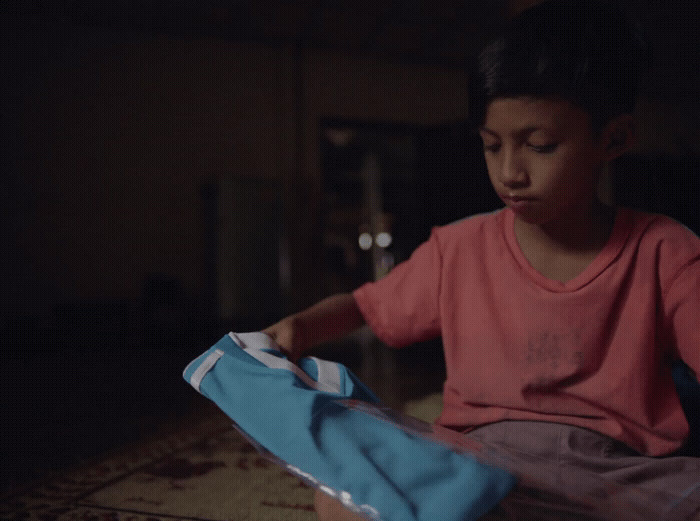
262, 293, 365, 361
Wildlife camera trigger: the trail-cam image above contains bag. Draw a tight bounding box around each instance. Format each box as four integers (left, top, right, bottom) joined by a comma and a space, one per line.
183, 332, 516, 521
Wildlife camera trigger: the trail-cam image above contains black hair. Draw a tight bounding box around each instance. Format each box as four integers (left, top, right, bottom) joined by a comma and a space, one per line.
469, 0, 649, 133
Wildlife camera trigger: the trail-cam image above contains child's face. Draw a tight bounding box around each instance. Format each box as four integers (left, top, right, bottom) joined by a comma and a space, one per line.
479, 97, 611, 227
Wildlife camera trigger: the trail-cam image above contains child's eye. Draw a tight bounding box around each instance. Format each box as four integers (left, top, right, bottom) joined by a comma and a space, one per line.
484, 144, 501, 153
529, 143, 558, 153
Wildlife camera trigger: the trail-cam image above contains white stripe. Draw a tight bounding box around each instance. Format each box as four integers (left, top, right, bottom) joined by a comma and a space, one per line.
189, 348, 224, 393
309, 356, 342, 394
231, 331, 280, 351
230, 332, 342, 394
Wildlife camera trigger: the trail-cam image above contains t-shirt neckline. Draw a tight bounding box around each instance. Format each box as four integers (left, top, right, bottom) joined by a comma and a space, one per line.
501, 207, 632, 292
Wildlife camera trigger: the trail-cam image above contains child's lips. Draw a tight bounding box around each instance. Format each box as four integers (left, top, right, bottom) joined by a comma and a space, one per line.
501, 194, 537, 211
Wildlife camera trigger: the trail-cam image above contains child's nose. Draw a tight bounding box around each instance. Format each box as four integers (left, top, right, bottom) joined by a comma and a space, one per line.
499, 150, 529, 188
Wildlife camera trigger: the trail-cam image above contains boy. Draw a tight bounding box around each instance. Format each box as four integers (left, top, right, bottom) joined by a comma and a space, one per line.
264, 1, 700, 519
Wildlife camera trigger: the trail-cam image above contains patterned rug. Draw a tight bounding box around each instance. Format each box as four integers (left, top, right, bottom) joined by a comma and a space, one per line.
1, 401, 316, 521
4, 393, 700, 521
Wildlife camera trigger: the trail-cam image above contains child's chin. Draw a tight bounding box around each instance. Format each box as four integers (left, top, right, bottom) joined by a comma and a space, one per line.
512, 209, 546, 225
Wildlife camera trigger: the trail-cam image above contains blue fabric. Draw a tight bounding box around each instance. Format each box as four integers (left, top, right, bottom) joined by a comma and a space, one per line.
184, 334, 516, 521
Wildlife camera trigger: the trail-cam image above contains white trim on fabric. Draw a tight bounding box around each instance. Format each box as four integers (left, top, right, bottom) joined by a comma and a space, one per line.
189, 348, 225, 393
229, 332, 342, 394
308, 356, 342, 394
182, 355, 201, 381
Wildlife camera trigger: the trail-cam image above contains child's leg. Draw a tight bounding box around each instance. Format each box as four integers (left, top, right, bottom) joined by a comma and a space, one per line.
314, 488, 370, 521
467, 421, 700, 518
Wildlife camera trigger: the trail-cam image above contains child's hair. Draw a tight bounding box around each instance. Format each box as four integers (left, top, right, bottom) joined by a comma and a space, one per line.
469, 0, 649, 133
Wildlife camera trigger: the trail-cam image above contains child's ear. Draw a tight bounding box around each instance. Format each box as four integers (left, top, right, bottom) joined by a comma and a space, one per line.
602, 114, 636, 160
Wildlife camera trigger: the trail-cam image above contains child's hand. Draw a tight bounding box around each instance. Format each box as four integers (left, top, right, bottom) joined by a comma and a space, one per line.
262, 316, 306, 363
262, 293, 365, 364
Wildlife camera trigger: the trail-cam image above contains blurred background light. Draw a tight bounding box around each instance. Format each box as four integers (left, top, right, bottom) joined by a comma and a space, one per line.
375, 232, 392, 248
358, 232, 373, 250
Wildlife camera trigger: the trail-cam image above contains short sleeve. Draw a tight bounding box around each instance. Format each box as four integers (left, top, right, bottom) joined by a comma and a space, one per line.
353, 231, 442, 348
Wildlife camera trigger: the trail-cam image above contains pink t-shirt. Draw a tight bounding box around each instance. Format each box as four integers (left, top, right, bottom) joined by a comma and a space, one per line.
353, 207, 700, 456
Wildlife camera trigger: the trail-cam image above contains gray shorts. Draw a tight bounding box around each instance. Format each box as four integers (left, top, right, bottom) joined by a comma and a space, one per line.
466, 421, 700, 520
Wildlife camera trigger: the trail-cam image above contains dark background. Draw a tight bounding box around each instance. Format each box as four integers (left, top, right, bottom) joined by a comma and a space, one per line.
2, 0, 699, 491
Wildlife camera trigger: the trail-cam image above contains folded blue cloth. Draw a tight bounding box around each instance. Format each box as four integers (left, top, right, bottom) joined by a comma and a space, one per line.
183, 332, 516, 521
